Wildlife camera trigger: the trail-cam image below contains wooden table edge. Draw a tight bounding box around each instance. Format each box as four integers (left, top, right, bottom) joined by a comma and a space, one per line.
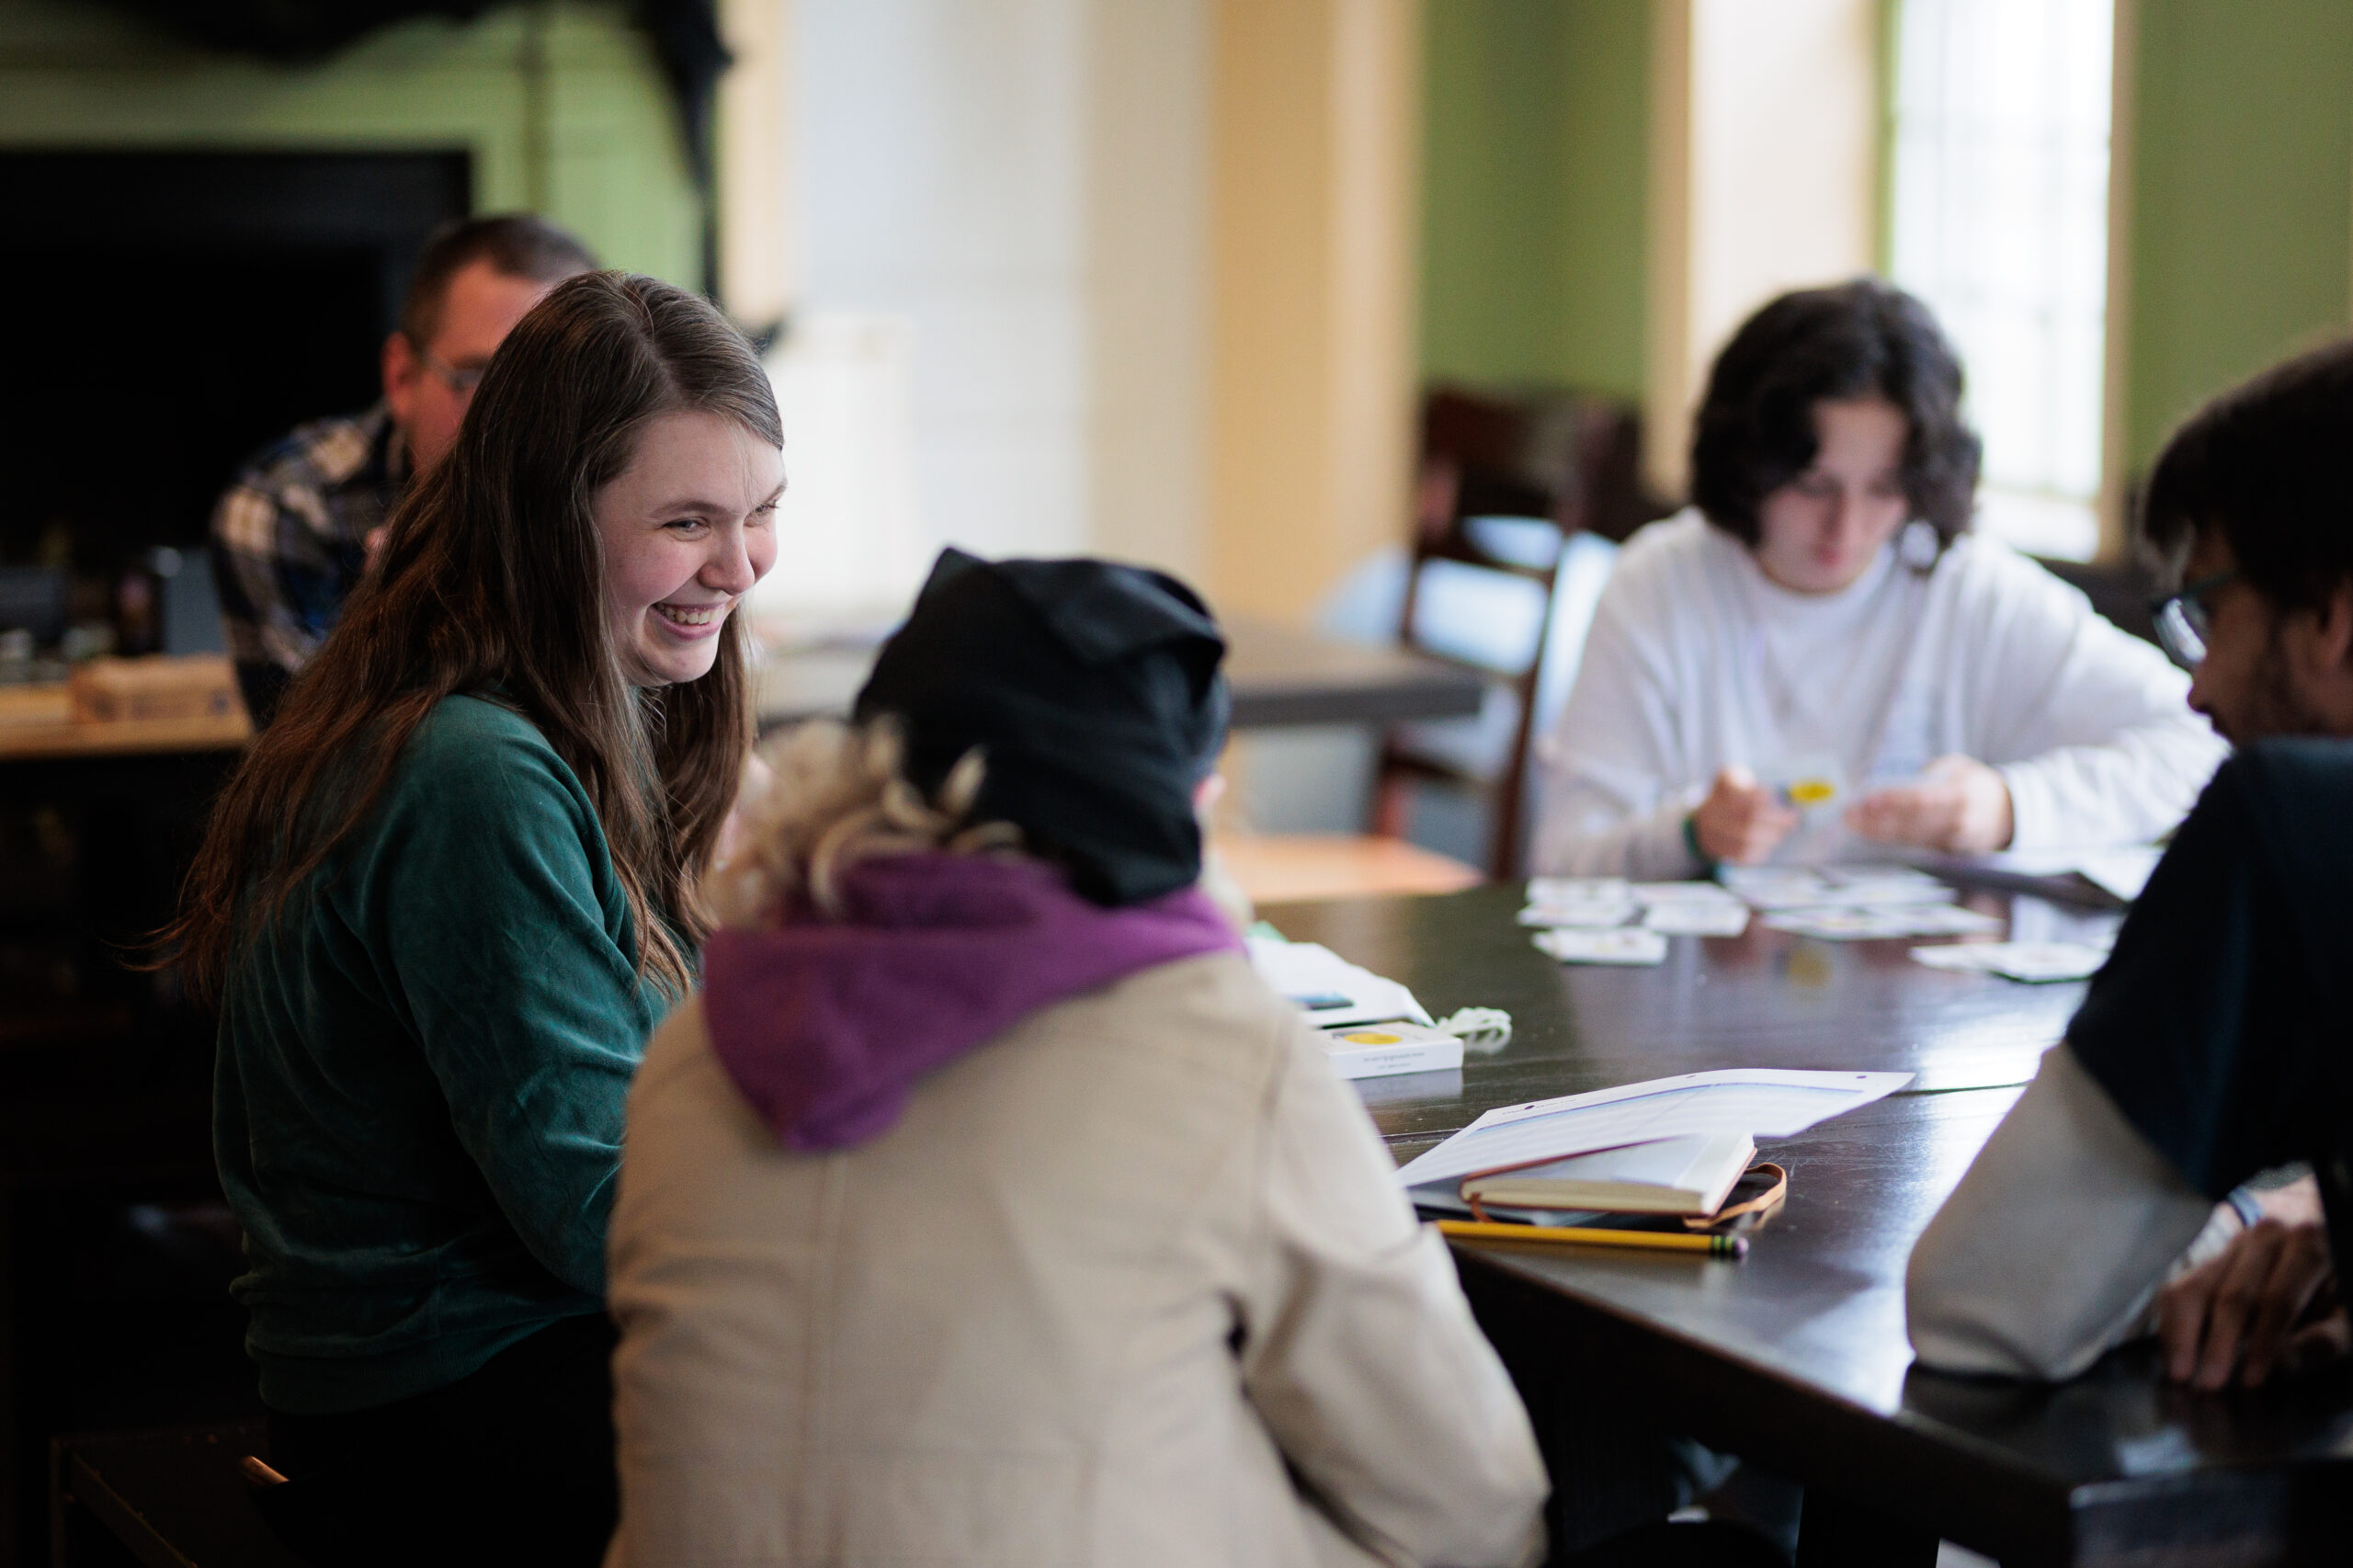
1452, 1246, 2077, 1565
0, 713, 250, 761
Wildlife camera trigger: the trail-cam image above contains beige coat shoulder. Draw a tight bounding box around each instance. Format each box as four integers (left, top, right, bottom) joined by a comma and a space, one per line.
608, 949, 1546, 1568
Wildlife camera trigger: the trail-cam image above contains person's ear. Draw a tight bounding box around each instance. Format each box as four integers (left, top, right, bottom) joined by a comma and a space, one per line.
381, 332, 417, 426
2287, 577, 2353, 731
1192, 770, 1228, 819
2321, 577, 2353, 675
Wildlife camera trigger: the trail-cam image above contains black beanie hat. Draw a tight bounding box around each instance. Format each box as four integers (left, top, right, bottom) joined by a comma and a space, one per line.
852, 548, 1232, 906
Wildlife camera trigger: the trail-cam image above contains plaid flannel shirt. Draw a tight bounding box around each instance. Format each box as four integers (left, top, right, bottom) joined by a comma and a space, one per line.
210, 404, 409, 710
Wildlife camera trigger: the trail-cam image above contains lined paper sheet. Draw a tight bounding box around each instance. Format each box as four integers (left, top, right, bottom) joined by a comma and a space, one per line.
1394, 1068, 1913, 1188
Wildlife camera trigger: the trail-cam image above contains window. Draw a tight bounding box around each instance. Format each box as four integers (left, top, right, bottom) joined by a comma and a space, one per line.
1890, 0, 2114, 561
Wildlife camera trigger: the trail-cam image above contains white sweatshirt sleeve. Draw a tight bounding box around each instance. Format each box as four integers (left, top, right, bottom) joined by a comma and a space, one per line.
1956, 549, 2228, 850
1529, 549, 1710, 879
1906, 1044, 2223, 1380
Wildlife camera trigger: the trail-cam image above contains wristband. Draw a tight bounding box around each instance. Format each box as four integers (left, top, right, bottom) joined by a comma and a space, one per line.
2225, 1186, 2265, 1229
1682, 812, 1715, 870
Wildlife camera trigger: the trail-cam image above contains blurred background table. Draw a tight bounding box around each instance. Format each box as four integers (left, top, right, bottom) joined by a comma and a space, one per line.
754, 617, 1487, 733
1264, 882, 2353, 1568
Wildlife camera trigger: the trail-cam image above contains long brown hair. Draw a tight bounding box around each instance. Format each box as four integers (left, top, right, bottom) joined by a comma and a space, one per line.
169, 271, 780, 1000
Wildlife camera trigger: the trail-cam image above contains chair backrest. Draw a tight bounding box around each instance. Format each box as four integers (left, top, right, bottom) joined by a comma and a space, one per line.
1376, 387, 1666, 878
2032, 554, 2163, 647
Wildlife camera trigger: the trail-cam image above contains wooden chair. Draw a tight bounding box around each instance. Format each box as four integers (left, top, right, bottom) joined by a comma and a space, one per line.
1370, 387, 1663, 880
1210, 832, 1483, 908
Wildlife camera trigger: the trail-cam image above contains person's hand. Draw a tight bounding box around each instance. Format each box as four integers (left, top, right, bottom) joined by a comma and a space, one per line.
2157, 1218, 2348, 1390
1691, 766, 1799, 865
1845, 755, 2014, 853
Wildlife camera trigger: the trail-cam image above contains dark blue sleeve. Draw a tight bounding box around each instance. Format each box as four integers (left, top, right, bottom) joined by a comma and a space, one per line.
2067, 739, 2353, 1198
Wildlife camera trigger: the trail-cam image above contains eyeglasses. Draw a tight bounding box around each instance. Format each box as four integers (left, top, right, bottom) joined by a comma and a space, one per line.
415, 346, 488, 398
2150, 569, 2240, 670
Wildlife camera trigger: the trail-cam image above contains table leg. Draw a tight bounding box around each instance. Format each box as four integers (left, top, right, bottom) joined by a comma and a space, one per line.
1796, 1489, 1941, 1568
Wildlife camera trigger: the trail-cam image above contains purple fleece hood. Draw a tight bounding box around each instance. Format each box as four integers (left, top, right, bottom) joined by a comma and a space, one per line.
701, 853, 1242, 1150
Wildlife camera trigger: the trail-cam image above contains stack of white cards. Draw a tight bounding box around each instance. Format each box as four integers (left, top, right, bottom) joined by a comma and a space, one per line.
1522, 879, 1752, 956
1246, 934, 1432, 1028
1714, 866, 2006, 941
1761, 903, 2004, 940
1248, 933, 1468, 1079
1524, 865, 2012, 954
1531, 926, 1670, 966
1715, 865, 1955, 910
1519, 877, 1638, 928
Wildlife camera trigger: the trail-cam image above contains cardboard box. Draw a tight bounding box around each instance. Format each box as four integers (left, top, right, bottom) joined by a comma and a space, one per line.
69, 655, 241, 723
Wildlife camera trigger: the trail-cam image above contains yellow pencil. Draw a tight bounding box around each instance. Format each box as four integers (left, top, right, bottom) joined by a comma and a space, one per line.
1436, 1220, 1747, 1257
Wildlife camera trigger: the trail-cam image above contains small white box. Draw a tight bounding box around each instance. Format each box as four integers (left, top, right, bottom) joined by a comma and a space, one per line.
1319, 1020, 1464, 1080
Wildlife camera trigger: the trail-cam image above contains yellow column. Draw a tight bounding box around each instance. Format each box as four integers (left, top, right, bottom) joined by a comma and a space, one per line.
718, 0, 795, 326
1206, 0, 1421, 626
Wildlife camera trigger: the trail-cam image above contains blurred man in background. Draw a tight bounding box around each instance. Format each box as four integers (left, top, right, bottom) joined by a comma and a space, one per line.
211, 213, 596, 724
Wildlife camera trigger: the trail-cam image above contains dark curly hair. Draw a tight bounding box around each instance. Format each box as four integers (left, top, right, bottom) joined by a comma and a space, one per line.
2141, 338, 2353, 613
1689, 278, 1981, 554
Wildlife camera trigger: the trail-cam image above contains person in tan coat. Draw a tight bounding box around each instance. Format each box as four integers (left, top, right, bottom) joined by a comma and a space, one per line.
605, 551, 1551, 1567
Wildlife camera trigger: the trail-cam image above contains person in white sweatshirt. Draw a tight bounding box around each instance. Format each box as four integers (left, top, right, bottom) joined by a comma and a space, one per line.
1530, 279, 2225, 879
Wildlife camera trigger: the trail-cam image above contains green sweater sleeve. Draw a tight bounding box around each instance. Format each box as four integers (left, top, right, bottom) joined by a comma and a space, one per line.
343, 699, 665, 1297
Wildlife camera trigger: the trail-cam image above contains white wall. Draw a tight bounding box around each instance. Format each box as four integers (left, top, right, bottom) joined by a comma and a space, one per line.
795, 0, 1089, 562
789, 0, 1210, 581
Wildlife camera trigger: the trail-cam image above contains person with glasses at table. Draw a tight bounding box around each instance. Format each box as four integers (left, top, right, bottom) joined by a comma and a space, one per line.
1907, 339, 2353, 1388
1530, 278, 2227, 876
210, 214, 597, 725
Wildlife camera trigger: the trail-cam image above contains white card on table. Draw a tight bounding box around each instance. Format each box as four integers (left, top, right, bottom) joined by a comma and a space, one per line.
1823, 879, 1957, 908
1526, 877, 1631, 906
1763, 907, 1912, 940
1519, 902, 1638, 928
1642, 901, 1751, 937
1715, 867, 1833, 909
1765, 903, 2002, 941
1629, 881, 1745, 906
1533, 926, 1670, 966
1909, 940, 2109, 983
1897, 903, 2005, 936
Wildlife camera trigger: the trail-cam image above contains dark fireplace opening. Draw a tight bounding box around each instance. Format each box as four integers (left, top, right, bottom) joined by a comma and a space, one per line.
0, 150, 471, 650
0, 153, 482, 1568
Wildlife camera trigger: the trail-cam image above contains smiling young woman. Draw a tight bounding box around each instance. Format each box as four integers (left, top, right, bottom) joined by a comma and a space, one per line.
162, 272, 779, 1565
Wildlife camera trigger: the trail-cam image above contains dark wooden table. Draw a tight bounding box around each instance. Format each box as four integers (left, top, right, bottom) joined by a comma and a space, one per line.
1269, 883, 2353, 1568
754, 618, 1487, 733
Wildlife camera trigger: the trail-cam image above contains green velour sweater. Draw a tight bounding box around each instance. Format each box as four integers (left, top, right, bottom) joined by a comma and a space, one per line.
214, 694, 672, 1414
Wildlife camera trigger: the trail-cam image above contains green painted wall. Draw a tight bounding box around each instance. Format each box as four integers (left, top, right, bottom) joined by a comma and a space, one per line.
1417, 0, 1649, 399
0, 0, 702, 286
2123, 0, 2353, 474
